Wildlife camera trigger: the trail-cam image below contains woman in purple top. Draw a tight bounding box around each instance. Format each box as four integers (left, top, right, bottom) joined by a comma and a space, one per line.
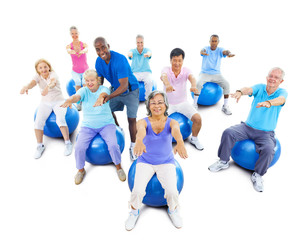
125, 90, 188, 231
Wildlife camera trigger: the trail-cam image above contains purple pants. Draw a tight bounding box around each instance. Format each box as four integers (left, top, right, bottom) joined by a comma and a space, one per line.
75, 124, 121, 169
218, 122, 276, 176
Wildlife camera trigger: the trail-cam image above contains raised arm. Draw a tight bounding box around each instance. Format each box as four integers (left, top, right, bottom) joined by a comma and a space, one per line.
256, 96, 286, 108
230, 87, 253, 103
170, 119, 188, 159
66, 44, 76, 55
134, 119, 147, 156
61, 94, 81, 108
160, 73, 175, 93
222, 50, 235, 58
41, 77, 57, 96
188, 74, 199, 95
20, 80, 37, 94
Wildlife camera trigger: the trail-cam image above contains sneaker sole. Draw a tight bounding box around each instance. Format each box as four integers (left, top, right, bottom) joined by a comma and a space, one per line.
208, 165, 229, 172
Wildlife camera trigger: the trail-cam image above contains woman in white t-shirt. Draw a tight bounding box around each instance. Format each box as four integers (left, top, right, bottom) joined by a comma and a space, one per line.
20, 59, 73, 159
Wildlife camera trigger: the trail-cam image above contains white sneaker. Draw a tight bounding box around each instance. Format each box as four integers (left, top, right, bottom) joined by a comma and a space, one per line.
125, 211, 139, 231
34, 145, 45, 159
208, 160, 230, 172
117, 168, 126, 182
64, 142, 73, 156
129, 147, 137, 161
222, 105, 232, 115
251, 172, 264, 192
76, 102, 82, 111
168, 208, 183, 229
189, 137, 204, 151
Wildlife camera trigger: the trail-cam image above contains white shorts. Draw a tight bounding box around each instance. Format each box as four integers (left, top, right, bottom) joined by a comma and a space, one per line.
168, 101, 198, 120
34, 101, 67, 130
72, 71, 85, 87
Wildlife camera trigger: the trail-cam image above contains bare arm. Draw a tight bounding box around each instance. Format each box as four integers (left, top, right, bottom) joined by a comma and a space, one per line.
200, 48, 209, 56
188, 74, 199, 95
61, 94, 81, 108
20, 80, 37, 94
160, 73, 175, 92
257, 96, 286, 108
41, 77, 57, 96
223, 50, 235, 58
103, 78, 129, 103
170, 119, 188, 159
94, 92, 109, 107
230, 87, 253, 103
66, 44, 76, 55
134, 119, 147, 156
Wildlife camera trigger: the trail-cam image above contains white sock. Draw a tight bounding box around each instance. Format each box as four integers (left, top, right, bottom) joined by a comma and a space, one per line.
224, 98, 229, 106
131, 209, 139, 215
191, 136, 198, 141
65, 140, 71, 145
193, 95, 199, 105
37, 143, 44, 147
130, 142, 135, 148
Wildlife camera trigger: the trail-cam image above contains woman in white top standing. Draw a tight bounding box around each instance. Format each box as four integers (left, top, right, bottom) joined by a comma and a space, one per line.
20, 59, 73, 159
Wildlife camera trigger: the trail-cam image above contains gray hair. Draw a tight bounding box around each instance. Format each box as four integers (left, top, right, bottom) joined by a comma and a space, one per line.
136, 34, 144, 40
268, 67, 285, 80
145, 90, 169, 117
69, 26, 78, 32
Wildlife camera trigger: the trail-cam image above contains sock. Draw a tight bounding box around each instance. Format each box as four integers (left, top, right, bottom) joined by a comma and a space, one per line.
191, 136, 198, 141
65, 140, 71, 145
193, 95, 199, 105
130, 142, 135, 148
131, 209, 139, 216
224, 98, 229, 106
37, 143, 44, 147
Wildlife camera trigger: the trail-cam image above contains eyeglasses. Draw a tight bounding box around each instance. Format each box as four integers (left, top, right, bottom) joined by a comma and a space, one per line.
149, 101, 165, 106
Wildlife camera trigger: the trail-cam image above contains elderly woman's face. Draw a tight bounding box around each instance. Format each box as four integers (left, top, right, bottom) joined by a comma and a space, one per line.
70, 29, 79, 40
85, 75, 99, 92
149, 94, 166, 116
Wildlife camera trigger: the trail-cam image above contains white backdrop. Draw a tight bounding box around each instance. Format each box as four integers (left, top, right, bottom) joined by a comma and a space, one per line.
2, 0, 300, 239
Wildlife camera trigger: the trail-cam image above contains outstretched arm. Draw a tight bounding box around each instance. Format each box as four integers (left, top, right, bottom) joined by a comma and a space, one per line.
134, 119, 147, 156
160, 73, 175, 93
94, 92, 109, 107
230, 87, 253, 103
170, 119, 188, 159
20, 80, 37, 95
66, 44, 76, 55
223, 50, 235, 58
61, 94, 81, 108
256, 96, 286, 108
188, 74, 199, 95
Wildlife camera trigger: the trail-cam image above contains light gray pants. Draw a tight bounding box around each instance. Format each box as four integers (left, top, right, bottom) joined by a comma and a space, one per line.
197, 73, 230, 95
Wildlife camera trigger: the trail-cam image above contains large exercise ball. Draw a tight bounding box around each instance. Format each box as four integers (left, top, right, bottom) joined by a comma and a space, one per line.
66, 79, 83, 97
169, 112, 192, 142
139, 80, 157, 101
85, 127, 125, 165
34, 104, 79, 138
192, 82, 223, 106
128, 159, 184, 207
231, 138, 281, 170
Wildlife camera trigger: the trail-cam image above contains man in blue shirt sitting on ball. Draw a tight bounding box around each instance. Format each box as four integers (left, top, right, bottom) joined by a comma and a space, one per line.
208, 67, 288, 192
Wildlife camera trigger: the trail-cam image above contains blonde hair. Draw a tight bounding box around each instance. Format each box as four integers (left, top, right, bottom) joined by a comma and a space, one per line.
83, 69, 102, 85
34, 59, 53, 74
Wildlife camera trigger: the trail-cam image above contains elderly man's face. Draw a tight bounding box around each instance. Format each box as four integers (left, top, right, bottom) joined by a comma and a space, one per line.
170, 55, 184, 72
94, 40, 110, 63
209, 37, 219, 50
266, 69, 284, 89
136, 38, 144, 52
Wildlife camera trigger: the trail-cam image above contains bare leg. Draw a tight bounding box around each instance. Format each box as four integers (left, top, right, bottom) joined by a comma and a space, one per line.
60, 126, 70, 141
191, 113, 202, 137
128, 117, 137, 143
35, 129, 44, 143
112, 112, 120, 126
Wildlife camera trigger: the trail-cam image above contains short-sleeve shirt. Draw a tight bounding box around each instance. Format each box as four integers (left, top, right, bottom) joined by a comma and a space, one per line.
246, 84, 288, 131
95, 50, 139, 93
33, 71, 65, 102
201, 46, 226, 75
77, 86, 115, 129
129, 48, 152, 73
161, 66, 192, 105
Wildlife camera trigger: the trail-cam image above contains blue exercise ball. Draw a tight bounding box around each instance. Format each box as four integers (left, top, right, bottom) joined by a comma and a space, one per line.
66, 79, 83, 97
139, 80, 157, 101
128, 159, 184, 207
34, 104, 79, 138
231, 138, 281, 170
85, 127, 125, 165
192, 82, 223, 106
169, 112, 192, 142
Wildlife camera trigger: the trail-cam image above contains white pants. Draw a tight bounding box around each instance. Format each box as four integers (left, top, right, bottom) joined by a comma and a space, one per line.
129, 162, 179, 211
34, 101, 67, 130
169, 101, 198, 120
197, 73, 230, 95
133, 72, 153, 100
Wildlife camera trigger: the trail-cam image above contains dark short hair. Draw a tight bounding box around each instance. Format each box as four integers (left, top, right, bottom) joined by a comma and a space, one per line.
170, 48, 185, 60
210, 34, 219, 40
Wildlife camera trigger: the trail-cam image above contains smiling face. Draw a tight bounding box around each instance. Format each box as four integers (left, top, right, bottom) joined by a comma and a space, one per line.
94, 39, 111, 64
136, 37, 144, 53
149, 94, 166, 117
85, 74, 99, 92
170, 55, 184, 73
266, 68, 284, 89
70, 29, 79, 41
36, 62, 50, 79
209, 36, 219, 50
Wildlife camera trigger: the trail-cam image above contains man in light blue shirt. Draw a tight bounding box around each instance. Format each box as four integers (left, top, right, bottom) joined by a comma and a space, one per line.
128, 35, 153, 100
208, 67, 288, 192
196, 35, 235, 115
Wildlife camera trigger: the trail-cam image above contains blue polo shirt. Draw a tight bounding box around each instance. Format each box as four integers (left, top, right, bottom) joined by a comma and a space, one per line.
128, 48, 152, 73
201, 46, 226, 75
77, 86, 115, 129
246, 84, 288, 131
95, 50, 139, 93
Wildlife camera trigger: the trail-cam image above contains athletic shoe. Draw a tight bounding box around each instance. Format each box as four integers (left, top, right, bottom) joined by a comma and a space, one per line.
64, 142, 73, 156
251, 172, 264, 192
125, 211, 139, 231
189, 137, 204, 150
208, 160, 230, 172
34, 145, 45, 159
76, 102, 82, 111
74, 169, 86, 185
129, 147, 137, 161
117, 168, 126, 182
222, 105, 232, 115
168, 208, 183, 229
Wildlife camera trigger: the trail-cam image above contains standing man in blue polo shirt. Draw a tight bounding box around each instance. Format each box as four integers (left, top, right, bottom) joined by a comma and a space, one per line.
94, 37, 139, 161
128, 34, 153, 100
208, 67, 288, 192
196, 34, 235, 115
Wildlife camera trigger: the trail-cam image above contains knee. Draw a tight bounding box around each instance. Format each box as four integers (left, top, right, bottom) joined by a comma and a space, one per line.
191, 114, 202, 125
222, 127, 235, 140
107, 142, 120, 152
260, 145, 275, 156
56, 116, 67, 127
